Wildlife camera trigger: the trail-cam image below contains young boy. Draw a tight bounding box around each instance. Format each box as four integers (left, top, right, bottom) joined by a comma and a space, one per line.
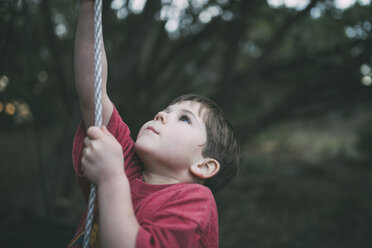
68, 1, 240, 247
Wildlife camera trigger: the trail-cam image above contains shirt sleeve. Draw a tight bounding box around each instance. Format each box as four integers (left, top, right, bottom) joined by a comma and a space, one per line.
135, 185, 219, 248
72, 105, 139, 200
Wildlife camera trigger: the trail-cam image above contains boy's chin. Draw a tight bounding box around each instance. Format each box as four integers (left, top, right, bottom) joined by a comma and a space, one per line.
134, 140, 143, 152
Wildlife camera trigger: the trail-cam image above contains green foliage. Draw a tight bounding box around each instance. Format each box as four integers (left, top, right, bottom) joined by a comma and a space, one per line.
356, 121, 372, 161
1, 0, 372, 246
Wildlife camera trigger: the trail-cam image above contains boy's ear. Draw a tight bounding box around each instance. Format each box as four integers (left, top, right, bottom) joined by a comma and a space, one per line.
190, 158, 220, 179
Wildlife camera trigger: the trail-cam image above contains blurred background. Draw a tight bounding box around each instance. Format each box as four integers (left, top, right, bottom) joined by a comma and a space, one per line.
1, 0, 372, 247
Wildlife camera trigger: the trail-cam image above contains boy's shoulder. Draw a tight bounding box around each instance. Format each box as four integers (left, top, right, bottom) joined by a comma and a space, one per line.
138, 182, 216, 208
163, 183, 217, 207
176, 183, 214, 198
144, 183, 217, 222
165, 183, 218, 228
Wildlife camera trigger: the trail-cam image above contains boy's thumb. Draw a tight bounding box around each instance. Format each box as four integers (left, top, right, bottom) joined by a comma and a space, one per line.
101, 125, 113, 136
87, 126, 104, 140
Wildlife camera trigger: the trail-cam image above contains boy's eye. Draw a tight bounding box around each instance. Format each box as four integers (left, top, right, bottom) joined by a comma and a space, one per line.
179, 115, 191, 124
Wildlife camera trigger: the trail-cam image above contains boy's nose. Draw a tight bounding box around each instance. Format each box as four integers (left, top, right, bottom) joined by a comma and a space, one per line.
154, 112, 167, 124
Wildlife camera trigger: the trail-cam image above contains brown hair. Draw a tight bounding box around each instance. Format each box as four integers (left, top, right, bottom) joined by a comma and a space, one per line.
170, 94, 240, 193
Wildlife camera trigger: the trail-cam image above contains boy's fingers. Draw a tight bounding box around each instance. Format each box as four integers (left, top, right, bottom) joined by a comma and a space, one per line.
82, 146, 92, 158
84, 137, 92, 147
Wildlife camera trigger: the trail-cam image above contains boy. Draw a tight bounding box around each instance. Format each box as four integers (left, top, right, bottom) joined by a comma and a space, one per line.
68, 1, 240, 247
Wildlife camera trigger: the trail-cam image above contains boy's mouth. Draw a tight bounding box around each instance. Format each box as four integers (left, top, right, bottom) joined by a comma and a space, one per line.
146, 126, 159, 134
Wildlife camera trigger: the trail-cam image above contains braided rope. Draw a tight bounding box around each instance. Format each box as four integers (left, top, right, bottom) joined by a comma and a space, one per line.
83, 0, 102, 247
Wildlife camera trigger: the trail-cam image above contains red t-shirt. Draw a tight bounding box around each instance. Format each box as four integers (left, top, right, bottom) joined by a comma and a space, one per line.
68, 107, 219, 248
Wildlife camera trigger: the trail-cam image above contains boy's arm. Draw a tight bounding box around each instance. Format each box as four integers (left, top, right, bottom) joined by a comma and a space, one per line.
97, 172, 140, 248
82, 126, 140, 248
75, 0, 113, 127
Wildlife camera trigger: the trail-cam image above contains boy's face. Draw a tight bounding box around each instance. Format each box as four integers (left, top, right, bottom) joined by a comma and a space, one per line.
135, 101, 207, 176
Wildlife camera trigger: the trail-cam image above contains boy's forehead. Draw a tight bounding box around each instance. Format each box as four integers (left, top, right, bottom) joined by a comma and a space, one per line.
167, 101, 207, 117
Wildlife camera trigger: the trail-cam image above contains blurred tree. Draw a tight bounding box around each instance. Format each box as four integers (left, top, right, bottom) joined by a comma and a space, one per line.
0, 0, 371, 245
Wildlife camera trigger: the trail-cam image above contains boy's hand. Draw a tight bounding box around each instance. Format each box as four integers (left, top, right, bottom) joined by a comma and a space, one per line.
82, 126, 125, 185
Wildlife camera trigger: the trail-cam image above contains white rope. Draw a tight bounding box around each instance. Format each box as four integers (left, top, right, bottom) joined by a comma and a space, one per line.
83, 0, 102, 247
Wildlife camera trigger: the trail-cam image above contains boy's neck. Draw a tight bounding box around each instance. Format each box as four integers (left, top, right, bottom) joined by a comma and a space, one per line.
142, 171, 183, 185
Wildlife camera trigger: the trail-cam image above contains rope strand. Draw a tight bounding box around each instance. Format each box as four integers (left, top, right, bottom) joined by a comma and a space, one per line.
83, 0, 102, 247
